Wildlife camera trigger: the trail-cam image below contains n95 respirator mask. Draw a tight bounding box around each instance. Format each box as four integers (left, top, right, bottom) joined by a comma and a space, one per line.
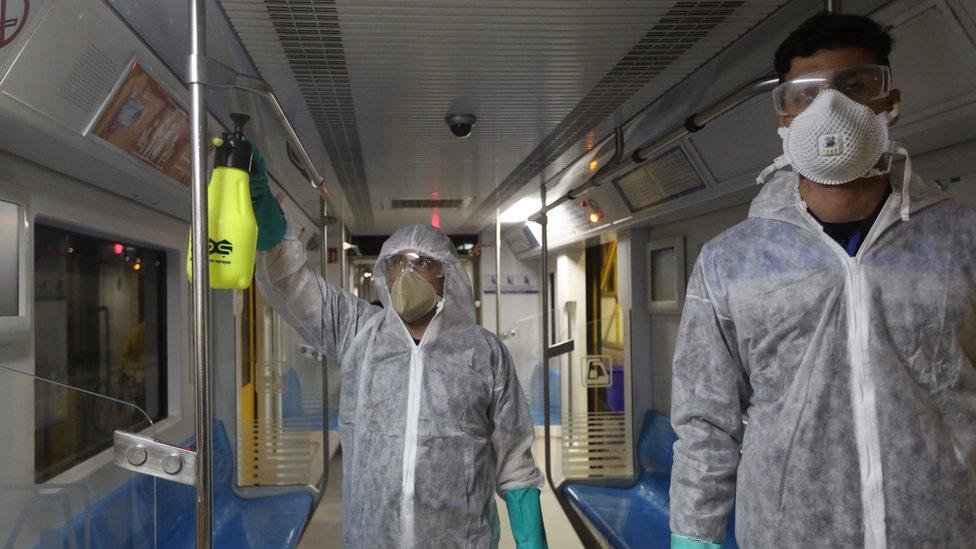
758, 89, 904, 186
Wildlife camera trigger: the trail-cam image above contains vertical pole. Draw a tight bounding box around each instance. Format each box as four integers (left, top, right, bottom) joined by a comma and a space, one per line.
824, 0, 842, 13
319, 198, 330, 492
340, 223, 348, 291
495, 209, 502, 336
188, 0, 213, 546
540, 175, 555, 491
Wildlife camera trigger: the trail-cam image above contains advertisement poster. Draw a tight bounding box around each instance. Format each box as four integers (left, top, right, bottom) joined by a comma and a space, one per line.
92, 63, 192, 186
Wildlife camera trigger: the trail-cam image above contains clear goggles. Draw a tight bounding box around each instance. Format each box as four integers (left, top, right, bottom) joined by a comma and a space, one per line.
383, 251, 444, 279
773, 64, 891, 116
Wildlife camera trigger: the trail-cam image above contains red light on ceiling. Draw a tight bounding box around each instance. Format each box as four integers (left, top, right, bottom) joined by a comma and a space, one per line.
431, 210, 441, 229
114, 243, 124, 255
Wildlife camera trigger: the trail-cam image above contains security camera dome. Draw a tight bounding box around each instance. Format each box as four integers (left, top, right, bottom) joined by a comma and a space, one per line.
445, 113, 477, 138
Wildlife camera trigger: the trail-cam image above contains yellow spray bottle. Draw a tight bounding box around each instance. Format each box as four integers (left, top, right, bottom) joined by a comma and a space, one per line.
186, 112, 258, 289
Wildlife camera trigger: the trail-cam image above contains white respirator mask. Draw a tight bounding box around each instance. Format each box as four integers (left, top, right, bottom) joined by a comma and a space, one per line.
757, 89, 913, 220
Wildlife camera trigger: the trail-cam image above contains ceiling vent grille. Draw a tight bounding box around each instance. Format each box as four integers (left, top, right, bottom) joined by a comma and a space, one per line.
613, 145, 705, 212
390, 199, 465, 210
262, 0, 374, 226
469, 0, 760, 223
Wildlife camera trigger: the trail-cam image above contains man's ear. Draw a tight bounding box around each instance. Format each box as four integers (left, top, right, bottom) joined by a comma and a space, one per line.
887, 89, 902, 124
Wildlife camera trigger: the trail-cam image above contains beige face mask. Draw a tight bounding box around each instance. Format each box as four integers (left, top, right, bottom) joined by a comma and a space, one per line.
390, 269, 439, 323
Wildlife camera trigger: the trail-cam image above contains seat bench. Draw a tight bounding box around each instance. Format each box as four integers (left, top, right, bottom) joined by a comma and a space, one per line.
563, 412, 737, 548
71, 421, 314, 548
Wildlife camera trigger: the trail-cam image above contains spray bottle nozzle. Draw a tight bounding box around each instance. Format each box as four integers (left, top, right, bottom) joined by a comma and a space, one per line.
214, 112, 254, 171
229, 112, 250, 139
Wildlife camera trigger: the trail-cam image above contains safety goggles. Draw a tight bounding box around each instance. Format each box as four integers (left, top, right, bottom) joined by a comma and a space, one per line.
383, 251, 444, 279
773, 64, 891, 116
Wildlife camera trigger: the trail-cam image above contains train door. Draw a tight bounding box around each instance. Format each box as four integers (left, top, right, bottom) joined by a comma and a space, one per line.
558, 236, 634, 481
234, 217, 329, 490
0, 180, 170, 544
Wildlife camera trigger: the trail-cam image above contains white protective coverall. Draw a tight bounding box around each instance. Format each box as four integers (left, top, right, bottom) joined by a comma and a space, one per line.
669, 169, 976, 547
256, 222, 544, 548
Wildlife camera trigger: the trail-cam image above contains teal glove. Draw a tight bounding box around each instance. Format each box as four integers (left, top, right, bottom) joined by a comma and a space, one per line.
504, 487, 547, 549
248, 145, 287, 251
672, 534, 722, 548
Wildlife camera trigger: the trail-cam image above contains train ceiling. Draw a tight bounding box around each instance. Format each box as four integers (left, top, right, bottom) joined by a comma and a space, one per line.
220, 0, 787, 235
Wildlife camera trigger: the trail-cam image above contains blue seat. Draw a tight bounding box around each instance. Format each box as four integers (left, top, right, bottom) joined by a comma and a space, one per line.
528, 363, 561, 426
563, 412, 737, 549
71, 422, 313, 548
283, 369, 338, 431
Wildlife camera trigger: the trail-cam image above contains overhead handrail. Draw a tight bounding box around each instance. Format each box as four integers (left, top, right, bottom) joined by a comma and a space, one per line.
530, 75, 779, 222
188, 54, 325, 189
632, 75, 780, 162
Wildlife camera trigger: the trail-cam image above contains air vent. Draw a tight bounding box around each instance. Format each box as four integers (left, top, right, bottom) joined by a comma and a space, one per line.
59, 44, 121, 115
390, 198, 465, 210
613, 146, 705, 212
259, 0, 374, 227
0, 0, 131, 134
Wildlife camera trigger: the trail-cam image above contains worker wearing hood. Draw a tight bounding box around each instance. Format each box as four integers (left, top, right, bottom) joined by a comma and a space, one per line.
670, 13, 976, 548
249, 152, 547, 548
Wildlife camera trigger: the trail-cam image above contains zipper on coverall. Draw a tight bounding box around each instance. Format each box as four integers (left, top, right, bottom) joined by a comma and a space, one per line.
399, 307, 438, 549
797, 199, 893, 549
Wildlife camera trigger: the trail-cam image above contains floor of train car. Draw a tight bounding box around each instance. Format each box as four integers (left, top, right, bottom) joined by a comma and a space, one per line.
299, 437, 584, 548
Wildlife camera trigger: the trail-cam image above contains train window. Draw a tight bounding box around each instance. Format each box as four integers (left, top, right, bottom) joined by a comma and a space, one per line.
647, 237, 686, 314
33, 223, 167, 482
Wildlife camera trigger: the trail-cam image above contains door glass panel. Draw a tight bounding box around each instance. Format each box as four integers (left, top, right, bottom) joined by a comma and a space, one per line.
557, 239, 634, 481
502, 313, 560, 428
237, 287, 326, 488
557, 317, 633, 481
0, 365, 157, 548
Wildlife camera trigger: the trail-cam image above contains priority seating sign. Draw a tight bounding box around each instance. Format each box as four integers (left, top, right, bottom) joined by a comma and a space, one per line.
582, 355, 611, 387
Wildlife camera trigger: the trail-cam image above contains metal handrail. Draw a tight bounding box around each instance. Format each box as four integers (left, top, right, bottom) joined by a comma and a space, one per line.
187, 4, 331, 546
187, 1, 214, 547
318, 196, 331, 497
632, 75, 780, 162
188, 54, 325, 189
531, 75, 779, 221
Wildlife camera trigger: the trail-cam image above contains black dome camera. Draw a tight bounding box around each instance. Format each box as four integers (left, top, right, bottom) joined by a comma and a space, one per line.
445, 113, 477, 139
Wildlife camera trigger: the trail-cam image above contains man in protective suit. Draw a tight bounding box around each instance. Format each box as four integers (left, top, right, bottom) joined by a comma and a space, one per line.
669, 12, 976, 549
246, 148, 547, 549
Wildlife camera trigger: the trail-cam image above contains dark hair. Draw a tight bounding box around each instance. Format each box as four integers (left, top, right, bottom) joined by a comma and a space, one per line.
775, 12, 893, 81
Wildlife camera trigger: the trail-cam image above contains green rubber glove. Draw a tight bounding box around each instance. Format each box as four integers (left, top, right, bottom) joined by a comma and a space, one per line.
504, 487, 547, 549
248, 145, 287, 251
672, 534, 722, 548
